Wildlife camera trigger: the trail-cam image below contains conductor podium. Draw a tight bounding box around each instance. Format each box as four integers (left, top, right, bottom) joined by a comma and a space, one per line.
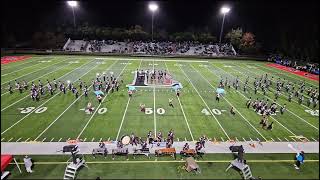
62, 145, 88, 179
225, 159, 252, 179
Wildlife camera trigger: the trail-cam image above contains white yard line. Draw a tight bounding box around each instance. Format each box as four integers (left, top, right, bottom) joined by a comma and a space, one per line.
1, 59, 66, 85
116, 98, 132, 140
178, 65, 230, 140
228, 64, 318, 131
232, 64, 314, 111
256, 64, 317, 87
115, 60, 142, 140
33, 62, 104, 141
210, 64, 314, 135
164, 62, 194, 141
208, 64, 298, 136
191, 64, 267, 141
1, 63, 70, 96
153, 59, 157, 138
0, 57, 44, 71
1, 62, 42, 77
76, 62, 128, 139
1, 59, 94, 112
95, 57, 208, 63
1, 61, 98, 135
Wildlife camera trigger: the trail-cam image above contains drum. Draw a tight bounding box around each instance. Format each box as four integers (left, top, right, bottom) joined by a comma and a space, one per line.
121, 136, 130, 145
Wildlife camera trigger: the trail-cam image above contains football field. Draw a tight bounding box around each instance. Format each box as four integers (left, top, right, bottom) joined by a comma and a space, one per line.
1, 55, 319, 143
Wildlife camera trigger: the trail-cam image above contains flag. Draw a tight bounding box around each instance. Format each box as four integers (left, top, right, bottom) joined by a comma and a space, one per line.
128, 86, 136, 91
216, 88, 225, 94
94, 90, 104, 96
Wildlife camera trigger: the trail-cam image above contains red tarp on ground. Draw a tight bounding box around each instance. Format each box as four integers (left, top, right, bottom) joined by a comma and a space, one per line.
1, 56, 32, 64
266, 63, 319, 82
1, 155, 13, 172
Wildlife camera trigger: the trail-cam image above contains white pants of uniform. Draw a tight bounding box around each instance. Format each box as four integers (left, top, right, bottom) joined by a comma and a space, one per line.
25, 166, 33, 173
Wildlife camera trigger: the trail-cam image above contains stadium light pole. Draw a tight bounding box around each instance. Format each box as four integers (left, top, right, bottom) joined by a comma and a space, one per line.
67, 1, 78, 28
148, 3, 158, 42
219, 6, 230, 44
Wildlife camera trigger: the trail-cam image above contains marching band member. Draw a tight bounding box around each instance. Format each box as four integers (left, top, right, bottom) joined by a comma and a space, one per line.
230, 107, 236, 116
99, 140, 105, 148
157, 131, 163, 142
147, 131, 153, 144
140, 103, 145, 112
169, 98, 174, 108
87, 102, 93, 114
97, 94, 102, 103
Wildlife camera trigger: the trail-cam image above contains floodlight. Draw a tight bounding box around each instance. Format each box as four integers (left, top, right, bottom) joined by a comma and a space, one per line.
149, 3, 158, 12
221, 6, 230, 14
67, 1, 78, 7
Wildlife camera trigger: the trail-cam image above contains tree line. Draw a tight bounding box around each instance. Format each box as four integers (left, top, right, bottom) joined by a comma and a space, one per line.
2, 22, 318, 62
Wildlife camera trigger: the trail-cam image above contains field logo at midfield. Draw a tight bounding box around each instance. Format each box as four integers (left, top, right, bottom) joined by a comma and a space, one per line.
18, 107, 47, 114
305, 109, 319, 116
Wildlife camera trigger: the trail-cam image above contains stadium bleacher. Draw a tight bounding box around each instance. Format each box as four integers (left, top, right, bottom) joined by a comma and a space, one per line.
63, 39, 237, 56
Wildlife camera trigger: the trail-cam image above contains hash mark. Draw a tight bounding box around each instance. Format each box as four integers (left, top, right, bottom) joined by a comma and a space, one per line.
311, 137, 317, 141
235, 137, 239, 141
50, 138, 54, 142
291, 137, 296, 142
42, 138, 46, 142
107, 137, 110, 141
184, 137, 187, 141
221, 137, 225, 142
91, 138, 95, 142
16, 137, 22, 142
177, 138, 180, 141
58, 138, 62, 142
277, 137, 282, 141
242, 137, 246, 141
1, 138, 4, 141
83, 138, 87, 142
67, 138, 70, 141
8, 138, 13, 142
284, 137, 289, 141
99, 138, 102, 142
24, 138, 30, 142
270, 138, 274, 142
249, 137, 253, 141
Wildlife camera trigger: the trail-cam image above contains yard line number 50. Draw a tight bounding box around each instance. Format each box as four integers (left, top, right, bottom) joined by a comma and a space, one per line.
145, 108, 165, 115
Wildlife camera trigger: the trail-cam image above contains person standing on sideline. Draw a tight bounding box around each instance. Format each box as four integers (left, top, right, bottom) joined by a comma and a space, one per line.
23, 155, 33, 173
294, 151, 305, 170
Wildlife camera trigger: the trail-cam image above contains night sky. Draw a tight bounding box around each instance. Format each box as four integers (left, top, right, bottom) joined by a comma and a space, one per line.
1, 0, 319, 51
